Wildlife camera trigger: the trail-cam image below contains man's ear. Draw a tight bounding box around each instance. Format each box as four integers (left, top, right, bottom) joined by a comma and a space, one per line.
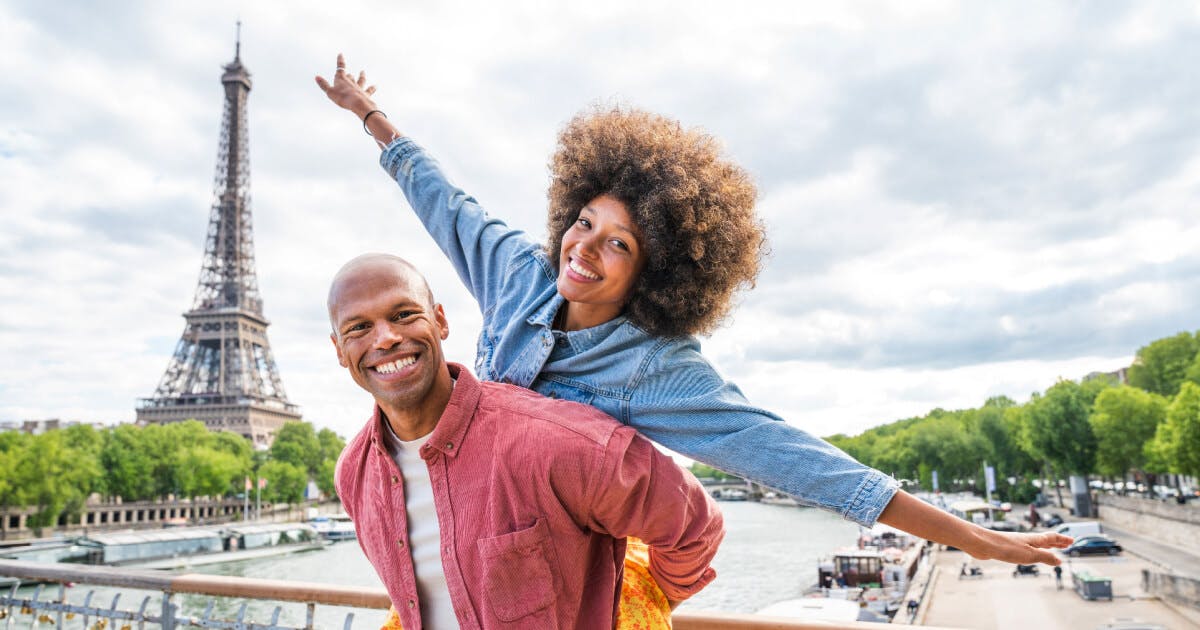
331, 333, 349, 368
434, 304, 449, 340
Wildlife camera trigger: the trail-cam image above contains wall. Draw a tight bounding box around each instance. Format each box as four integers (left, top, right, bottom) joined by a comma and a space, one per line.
1098, 494, 1200, 551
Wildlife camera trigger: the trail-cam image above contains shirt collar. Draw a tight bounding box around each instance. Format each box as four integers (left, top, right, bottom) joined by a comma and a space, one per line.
526, 292, 629, 345
368, 362, 480, 460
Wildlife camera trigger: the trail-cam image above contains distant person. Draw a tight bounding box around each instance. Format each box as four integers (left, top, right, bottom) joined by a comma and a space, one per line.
1054, 565, 1063, 590
316, 52, 1072, 593
1028, 504, 1041, 528
329, 255, 723, 628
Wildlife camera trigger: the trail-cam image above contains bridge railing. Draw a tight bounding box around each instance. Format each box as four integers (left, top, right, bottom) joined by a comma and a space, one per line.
0, 559, 957, 629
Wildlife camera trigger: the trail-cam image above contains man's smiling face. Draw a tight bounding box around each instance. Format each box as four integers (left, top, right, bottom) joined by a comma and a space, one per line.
328, 255, 450, 422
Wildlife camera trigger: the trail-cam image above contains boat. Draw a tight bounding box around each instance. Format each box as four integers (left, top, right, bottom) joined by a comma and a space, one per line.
75, 523, 326, 569
308, 514, 357, 541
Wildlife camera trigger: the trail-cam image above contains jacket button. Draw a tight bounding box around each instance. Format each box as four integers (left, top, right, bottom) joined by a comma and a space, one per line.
444, 441, 453, 450
391, 475, 399, 484
396, 539, 405, 548
407, 600, 415, 609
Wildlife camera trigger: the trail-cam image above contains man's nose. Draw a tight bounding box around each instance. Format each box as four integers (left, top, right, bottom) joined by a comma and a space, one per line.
371, 322, 404, 350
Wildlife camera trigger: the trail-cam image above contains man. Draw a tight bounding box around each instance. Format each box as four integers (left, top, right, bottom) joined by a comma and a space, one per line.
330, 254, 724, 629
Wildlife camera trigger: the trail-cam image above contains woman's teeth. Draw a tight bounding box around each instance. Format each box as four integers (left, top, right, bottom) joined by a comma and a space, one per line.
569, 259, 599, 280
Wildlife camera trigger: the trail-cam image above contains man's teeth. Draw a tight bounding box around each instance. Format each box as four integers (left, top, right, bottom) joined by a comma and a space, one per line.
569, 259, 599, 280
374, 357, 416, 374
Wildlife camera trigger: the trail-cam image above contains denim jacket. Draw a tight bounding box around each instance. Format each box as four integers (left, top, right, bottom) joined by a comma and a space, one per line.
380, 138, 899, 526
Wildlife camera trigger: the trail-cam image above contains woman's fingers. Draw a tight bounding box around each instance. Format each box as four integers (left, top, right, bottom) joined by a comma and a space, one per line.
366, 85, 377, 96
357, 70, 367, 86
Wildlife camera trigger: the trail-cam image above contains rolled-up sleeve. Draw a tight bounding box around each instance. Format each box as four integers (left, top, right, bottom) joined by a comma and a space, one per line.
586, 427, 724, 602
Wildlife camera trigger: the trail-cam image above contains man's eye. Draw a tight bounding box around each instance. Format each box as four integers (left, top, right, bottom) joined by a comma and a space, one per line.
347, 323, 368, 333
393, 311, 417, 321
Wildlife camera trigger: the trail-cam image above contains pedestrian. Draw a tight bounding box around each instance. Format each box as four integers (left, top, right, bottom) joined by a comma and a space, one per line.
1054, 565, 1063, 590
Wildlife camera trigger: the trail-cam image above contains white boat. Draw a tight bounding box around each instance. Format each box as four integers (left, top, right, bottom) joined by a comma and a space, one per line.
308, 514, 357, 541
76, 523, 326, 569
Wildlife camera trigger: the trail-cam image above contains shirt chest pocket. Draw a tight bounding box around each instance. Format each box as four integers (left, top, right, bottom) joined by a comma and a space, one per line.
476, 518, 557, 625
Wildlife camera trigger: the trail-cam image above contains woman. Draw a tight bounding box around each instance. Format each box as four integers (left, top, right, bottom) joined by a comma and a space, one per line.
316, 55, 1070, 622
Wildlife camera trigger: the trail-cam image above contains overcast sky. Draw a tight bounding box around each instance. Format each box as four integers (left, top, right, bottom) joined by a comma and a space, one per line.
2, 1, 1198, 442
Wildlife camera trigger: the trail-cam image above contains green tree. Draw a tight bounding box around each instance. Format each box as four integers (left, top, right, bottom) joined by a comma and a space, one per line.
15, 431, 100, 530
1022, 380, 1097, 475
1090, 386, 1167, 477
177, 446, 243, 499
1128, 332, 1199, 397
317, 428, 346, 463
258, 460, 307, 503
1150, 382, 1200, 476
271, 422, 322, 476
100, 424, 156, 501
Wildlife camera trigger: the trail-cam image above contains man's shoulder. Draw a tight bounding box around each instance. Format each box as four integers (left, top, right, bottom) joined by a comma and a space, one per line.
476, 381, 628, 447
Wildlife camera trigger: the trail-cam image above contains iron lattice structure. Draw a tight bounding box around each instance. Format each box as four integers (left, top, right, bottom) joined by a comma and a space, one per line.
137, 37, 300, 447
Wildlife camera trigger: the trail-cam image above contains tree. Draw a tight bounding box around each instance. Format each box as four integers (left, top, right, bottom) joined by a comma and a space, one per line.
1022, 380, 1097, 475
177, 446, 243, 499
100, 424, 156, 501
258, 460, 307, 503
1128, 332, 1199, 397
1150, 381, 1200, 477
14, 431, 100, 531
1090, 386, 1167, 478
270, 422, 322, 476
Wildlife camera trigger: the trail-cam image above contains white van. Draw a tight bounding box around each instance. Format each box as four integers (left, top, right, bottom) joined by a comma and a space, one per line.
1054, 521, 1103, 538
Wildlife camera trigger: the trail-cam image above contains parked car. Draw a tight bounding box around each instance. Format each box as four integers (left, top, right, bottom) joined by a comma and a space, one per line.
1064, 535, 1122, 557
1054, 520, 1103, 539
1043, 513, 1064, 528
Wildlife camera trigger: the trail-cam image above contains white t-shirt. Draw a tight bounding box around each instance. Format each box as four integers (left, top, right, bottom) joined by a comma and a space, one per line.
381, 420, 458, 627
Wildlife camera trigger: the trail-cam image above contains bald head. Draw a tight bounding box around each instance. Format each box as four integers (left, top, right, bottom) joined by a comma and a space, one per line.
327, 254, 439, 335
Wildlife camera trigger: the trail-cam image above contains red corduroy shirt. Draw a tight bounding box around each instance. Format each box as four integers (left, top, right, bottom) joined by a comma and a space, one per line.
335, 363, 724, 629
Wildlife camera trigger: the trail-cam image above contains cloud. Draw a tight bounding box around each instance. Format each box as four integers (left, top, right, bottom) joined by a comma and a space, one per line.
2, 1, 1199, 442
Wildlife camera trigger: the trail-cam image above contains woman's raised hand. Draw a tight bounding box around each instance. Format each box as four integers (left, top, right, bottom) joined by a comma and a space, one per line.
315, 53, 377, 118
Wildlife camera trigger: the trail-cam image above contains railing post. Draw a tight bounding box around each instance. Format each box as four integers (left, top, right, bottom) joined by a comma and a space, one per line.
161, 592, 176, 630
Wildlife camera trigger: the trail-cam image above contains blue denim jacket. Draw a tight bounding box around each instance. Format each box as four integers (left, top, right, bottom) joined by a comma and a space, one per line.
381, 138, 899, 526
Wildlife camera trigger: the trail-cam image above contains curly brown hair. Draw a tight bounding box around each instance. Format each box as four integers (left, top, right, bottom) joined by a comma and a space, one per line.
546, 106, 767, 338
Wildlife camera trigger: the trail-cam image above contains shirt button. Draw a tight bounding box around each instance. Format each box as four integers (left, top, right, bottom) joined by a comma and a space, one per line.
542, 335, 553, 347
396, 539, 405, 548
391, 475, 399, 484
407, 600, 415, 609
444, 441, 453, 450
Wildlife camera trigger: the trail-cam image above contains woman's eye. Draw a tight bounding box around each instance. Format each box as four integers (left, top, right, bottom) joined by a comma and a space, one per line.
611, 239, 629, 251
577, 218, 591, 229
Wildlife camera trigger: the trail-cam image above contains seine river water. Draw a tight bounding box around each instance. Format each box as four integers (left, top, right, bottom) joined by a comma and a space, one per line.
28, 501, 859, 628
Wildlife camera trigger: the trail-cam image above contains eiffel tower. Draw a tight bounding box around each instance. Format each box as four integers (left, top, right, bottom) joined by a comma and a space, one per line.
137, 30, 301, 447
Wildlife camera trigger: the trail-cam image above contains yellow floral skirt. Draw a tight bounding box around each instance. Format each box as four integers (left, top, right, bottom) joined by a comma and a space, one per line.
380, 538, 671, 628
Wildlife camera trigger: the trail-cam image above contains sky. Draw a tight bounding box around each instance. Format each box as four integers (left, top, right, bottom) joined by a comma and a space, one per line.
2, 1, 1199, 442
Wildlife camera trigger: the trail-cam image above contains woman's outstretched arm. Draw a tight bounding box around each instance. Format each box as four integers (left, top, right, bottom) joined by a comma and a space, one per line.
879, 491, 1073, 565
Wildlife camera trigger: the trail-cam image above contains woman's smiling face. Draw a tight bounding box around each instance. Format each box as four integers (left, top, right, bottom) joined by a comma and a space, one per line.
556, 194, 646, 330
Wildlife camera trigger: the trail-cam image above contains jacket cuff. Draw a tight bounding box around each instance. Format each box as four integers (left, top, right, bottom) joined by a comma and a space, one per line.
378, 136, 423, 180
843, 470, 901, 527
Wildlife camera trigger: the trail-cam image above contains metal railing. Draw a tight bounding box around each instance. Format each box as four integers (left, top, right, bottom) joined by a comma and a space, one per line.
0, 560, 388, 629
1, 559, 955, 629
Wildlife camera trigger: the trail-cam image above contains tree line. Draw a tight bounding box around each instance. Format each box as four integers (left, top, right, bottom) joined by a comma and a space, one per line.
825, 331, 1200, 503
0, 420, 345, 529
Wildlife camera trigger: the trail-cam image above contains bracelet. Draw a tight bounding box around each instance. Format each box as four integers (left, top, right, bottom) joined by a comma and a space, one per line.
362, 109, 386, 135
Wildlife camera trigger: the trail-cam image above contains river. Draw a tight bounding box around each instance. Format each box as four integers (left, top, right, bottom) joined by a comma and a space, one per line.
20, 501, 860, 627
